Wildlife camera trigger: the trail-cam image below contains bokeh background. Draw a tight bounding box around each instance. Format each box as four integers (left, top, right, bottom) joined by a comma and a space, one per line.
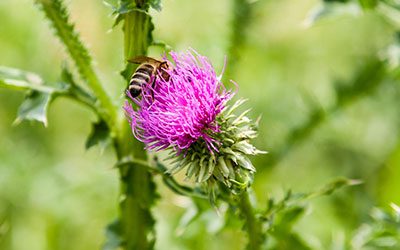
1, 0, 400, 249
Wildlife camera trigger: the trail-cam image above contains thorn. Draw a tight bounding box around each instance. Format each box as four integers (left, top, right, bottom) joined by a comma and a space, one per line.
119, 194, 127, 202
348, 179, 363, 186
214, 206, 221, 217
255, 115, 262, 125
391, 203, 400, 214
12, 118, 21, 126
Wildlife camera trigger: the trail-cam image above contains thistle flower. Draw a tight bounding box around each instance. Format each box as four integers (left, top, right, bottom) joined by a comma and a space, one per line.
123, 49, 265, 196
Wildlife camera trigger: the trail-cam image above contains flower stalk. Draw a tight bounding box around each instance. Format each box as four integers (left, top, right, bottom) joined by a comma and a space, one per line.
238, 191, 263, 250
114, 2, 157, 249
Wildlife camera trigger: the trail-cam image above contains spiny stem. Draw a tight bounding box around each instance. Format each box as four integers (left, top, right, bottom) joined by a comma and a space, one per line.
36, 0, 117, 131
115, 118, 156, 250
115, 2, 156, 249
238, 191, 263, 250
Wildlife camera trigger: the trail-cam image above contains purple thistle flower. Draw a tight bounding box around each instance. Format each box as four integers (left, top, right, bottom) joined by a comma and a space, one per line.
123, 49, 235, 154
123, 48, 265, 191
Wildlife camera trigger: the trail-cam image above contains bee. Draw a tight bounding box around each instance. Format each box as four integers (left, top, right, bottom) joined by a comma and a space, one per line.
127, 56, 170, 98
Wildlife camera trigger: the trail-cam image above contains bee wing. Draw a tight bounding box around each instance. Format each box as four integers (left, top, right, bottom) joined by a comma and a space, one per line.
127, 56, 163, 64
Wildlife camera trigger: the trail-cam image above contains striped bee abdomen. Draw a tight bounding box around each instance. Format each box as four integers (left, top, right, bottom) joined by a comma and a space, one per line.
135, 67, 153, 75
131, 73, 150, 82
128, 64, 155, 97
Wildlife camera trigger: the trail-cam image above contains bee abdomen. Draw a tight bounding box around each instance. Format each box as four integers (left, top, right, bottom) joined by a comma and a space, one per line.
131, 72, 150, 83
136, 67, 153, 76
127, 63, 156, 98
129, 80, 143, 97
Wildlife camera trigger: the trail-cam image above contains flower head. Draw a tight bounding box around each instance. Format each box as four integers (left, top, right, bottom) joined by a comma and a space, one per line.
123, 49, 265, 195
123, 49, 234, 154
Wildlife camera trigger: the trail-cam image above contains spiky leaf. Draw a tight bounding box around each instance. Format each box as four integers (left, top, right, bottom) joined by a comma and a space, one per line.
0, 66, 67, 126
0, 66, 55, 93
86, 119, 111, 150
15, 91, 54, 126
149, 0, 162, 11
304, 2, 362, 27
102, 219, 123, 250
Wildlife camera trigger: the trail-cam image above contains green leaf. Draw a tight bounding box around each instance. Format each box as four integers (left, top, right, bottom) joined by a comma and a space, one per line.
118, 1, 137, 14
307, 178, 362, 198
106, 0, 151, 15
304, 2, 362, 27
176, 199, 204, 236
149, 0, 162, 11
86, 119, 111, 150
103, 0, 118, 10
155, 160, 208, 199
15, 91, 54, 126
0, 66, 56, 93
260, 178, 362, 238
307, 0, 377, 27
351, 206, 400, 249
0, 66, 67, 126
150, 40, 171, 50
267, 204, 312, 249
102, 219, 123, 250
0, 65, 100, 126
276, 206, 306, 231
60, 62, 77, 87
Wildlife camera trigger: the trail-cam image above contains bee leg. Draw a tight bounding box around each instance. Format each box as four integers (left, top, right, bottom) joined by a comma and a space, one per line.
151, 80, 156, 101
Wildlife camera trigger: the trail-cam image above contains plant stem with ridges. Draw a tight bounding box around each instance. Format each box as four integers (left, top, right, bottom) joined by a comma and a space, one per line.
115, 2, 156, 249
36, 0, 117, 131
238, 191, 264, 250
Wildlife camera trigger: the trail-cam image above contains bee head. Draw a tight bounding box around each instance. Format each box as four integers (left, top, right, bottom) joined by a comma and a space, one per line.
159, 61, 171, 82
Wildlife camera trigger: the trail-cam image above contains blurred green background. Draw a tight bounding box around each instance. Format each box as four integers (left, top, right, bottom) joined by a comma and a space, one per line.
1, 0, 399, 249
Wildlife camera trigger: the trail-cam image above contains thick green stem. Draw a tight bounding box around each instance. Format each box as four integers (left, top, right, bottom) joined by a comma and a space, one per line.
224, 0, 252, 82
115, 109, 156, 250
117, 107, 157, 250
114, 4, 156, 249
238, 191, 263, 250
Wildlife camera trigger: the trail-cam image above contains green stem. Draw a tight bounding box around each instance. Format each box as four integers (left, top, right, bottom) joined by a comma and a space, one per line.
238, 191, 263, 250
82, 70, 117, 131
121, 10, 153, 81
114, 4, 156, 249
114, 118, 156, 250
224, 0, 252, 82
37, 0, 117, 131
